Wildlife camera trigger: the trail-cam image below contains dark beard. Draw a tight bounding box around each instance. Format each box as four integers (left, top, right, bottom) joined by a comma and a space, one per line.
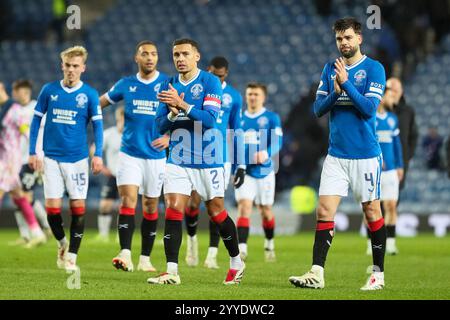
340, 47, 357, 59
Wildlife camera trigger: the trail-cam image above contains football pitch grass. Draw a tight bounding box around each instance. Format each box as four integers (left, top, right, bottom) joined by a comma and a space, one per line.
0, 229, 449, 300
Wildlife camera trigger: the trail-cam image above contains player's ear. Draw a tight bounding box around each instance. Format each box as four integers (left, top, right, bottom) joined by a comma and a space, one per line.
357, 34, 363, 45
195, 51, 201, 62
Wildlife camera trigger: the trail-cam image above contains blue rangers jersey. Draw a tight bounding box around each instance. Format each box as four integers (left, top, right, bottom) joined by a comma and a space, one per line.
29, 80, 103, 163
314, 55, 386, 159
217, 81, 243, 164
376, 111, 403, 171
105, 72, 168, 160
241, 107, 283, 178
156, 69, 223, 168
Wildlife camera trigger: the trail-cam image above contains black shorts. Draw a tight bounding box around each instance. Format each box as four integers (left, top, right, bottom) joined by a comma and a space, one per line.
19, 164, 39, 192
101, 176, 119, 200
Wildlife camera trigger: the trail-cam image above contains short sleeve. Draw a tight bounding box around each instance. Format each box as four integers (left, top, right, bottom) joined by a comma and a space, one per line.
105, 79, 125, 104
34, 84, 50, 117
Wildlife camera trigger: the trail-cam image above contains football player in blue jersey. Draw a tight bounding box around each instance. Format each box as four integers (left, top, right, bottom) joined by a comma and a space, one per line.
234, 83, 283, 263
29, 46, 104, 272
183, 56, 245, 269
149, 39, 245, 285
289, 18, 387, 290
100, 41, 169, 273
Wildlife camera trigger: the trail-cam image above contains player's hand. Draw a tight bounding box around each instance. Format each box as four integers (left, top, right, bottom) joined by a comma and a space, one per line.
91, 156, 103, 175
334, 57, 348, 85
28, 155, 42, 172
152, 134, 170, 151
234, 168, 246, 189
158, 84, 185, 109
101, 166, 113, 177
397, 168, 404, 182
254, 151, 269, 164
334, 78, 342, 95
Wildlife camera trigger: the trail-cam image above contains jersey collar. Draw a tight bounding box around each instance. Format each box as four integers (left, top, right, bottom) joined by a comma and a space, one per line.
345, 55, 367, 70
136, 71, 160, 85
60, 80, 83, 93
178, 69, 201, 86
245, 107, 266, 118
376, 111, 388, 119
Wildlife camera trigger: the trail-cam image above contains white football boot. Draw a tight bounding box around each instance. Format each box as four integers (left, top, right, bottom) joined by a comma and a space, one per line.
289, 265, 325, 289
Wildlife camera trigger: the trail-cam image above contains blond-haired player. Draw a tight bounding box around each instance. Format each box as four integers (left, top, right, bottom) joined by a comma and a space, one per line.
29, 46, 104, 271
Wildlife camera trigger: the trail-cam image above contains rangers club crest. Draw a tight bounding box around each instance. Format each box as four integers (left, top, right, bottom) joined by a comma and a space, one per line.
354, 69, 367, 86
257, 116, 269, 128
222, 93, 232, 108
388, 117, 396, 128
75, 93, 88, 108
191, 84, 203, 99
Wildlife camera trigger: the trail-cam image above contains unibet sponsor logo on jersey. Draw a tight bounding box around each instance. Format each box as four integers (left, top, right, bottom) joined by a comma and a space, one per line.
335, 91, 352, 105
132, 99, 159, 116
52, 108, 78, 125
377, 130, 393, 143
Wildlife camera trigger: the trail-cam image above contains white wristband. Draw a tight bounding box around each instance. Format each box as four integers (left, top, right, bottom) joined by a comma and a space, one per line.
168, 112, 178, 122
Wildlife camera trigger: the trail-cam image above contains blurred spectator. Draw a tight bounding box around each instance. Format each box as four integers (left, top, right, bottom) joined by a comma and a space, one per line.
422, 127, 444, 170
385, 78, 418, 189
51, 0, 68, 43
277, 84, 327, 190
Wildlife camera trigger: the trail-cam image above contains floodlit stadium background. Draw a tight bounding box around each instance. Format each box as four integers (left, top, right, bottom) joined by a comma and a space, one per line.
1, 0, 449, 236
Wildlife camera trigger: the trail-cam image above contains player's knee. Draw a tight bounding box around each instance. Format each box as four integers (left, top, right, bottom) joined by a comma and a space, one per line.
143, 198, 158, 213
238, 201, 252, 217
165, 196, 185, 213
10, 188, 23, 199
120, 194, 137, 208
206, 199, 224, 217
100, 201, 113, 214
387, 201, 397, 213
363, 204, 381, 221
187, 200, 200, 211
316, 203, 333, 220
260, 206, 273, 220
